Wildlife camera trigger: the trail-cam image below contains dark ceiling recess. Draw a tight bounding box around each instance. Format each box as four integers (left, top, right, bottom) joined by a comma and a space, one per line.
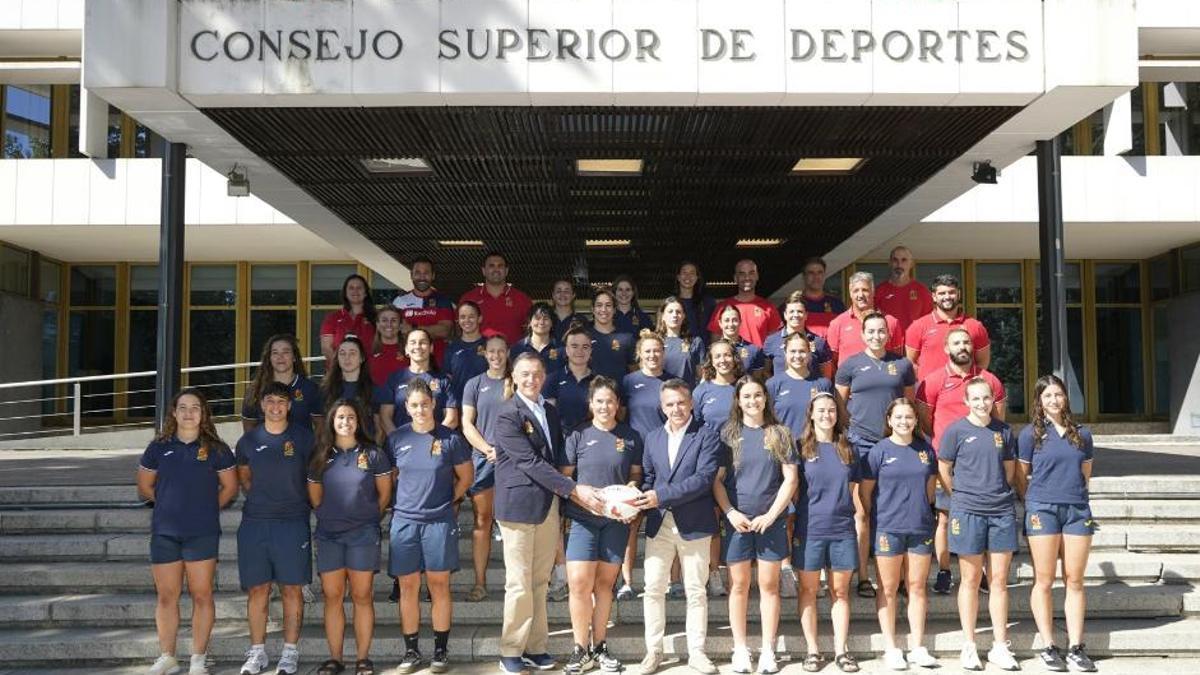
204, 105, 1018, 299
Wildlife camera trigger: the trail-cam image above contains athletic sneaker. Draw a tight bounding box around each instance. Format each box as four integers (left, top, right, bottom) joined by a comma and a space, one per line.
1066, 645, 1096, 672
188, 654, 210, 675
522, 653, 558, 670
615, 584, 637, 601
779, 566, 798, 599
907, 646, 937, 668
986, 641, 1020, 671
499, 656, 527, 674
731, 646, 753, 674
960, 643, 983, 671
398, 649, 425, 674
707, 573, 727, 598
756, 649, 779, 674
564, 645, 595, 675
933, 569, 952, 595
594, 641, 623, 672
239, 647, 269, 675
882, 648, 908, 671
275, 645, 299, 675
431, 648, 450, 673
667, 582, 686, 599
1038, 646, 1067, 672
149, 654, 180, 675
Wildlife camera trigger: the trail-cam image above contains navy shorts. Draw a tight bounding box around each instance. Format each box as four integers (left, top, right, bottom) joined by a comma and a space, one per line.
388, 517, 460, 576
934, 484, 951, 512
315, 524, 381, 574
722, 517, 789, 563
949, 509, 1018, 555
150, 533, 219, 564
1025, 501, 1096, 537
849, 434, 875, 475
467, 452, 496, 496
875, 531, 934, 557
793, 537, 858, 572
565, 518, 628, 564
236, 518, 313, 589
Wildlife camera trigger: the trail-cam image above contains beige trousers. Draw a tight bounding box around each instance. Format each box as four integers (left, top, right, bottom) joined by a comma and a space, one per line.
497, 499, 561, 658
643, 512, 712, 655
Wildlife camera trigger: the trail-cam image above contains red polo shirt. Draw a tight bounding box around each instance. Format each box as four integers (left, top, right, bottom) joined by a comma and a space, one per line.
825, 309, 903, 364
320, 308, 376, 355
916, 365, 1005, 452
706, 295, 782, 347
370, 342, 409, 387
905, 310, 991, 382
875, 280, 933, 336
459, 283, 532, 345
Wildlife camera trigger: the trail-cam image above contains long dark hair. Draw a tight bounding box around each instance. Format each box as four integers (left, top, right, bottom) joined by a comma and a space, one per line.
654, 296, 692, 340
524, 302, 554, 340
612, 274, 644, 312
156, 387, 228, 456
342, 274, 378, 323
720, 376, 793, 469
1031, 374, 1084, 450
245, 334, 306, 412
673, 260, 709, 301
799, 391, 854, 465
699, 338, 745, 383
309, 398, 377, 480
321, 336, 374, 412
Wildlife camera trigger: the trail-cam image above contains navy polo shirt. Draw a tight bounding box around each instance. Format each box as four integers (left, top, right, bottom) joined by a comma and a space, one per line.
509, 337, 566, 373
865, 438, 937, 535
386, 424, 471, 523
940, 417, 1016, 516
444, 337, 488, 401
561, 422, 643, 525
680, 296, 716, 348
614, 307, 652, 335
235, 423, 315, 521
461, 373, 508, 445
766, 372, 833, 439
732, 339, 766, 374
308, 445, 391, 535
723, 425, 797, 518
835, 352, 916, 444
552, 312, 589, 341
621, 370, 668, 438
692, 380, 735, 432
662, 335, 705, 386
140, 437, 236, 538
241, 375, 321, 425
1018, 424, 1094, 506
762, 329, 832, 376
799, 442, 862, 539
543, 367, 595, 435
380, 369, 457, 429
588, 328, 635, 383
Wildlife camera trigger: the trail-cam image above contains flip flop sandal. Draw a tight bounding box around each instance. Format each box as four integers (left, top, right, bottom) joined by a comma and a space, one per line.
856, 579, 876, 598
803, 654, 823, 672
355, 658, 375, 675
835, 653, 859, 673
318, 659, 346, 675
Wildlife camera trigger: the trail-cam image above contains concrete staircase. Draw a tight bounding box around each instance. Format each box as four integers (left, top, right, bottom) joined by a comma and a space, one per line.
2, 459, 1200, 670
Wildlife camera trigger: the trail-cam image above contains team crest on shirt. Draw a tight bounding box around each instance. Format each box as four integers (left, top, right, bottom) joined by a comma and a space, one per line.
877, 535, 891, 553
615, 438, 626, 453
476, 344, 486, 356
523, 420, 535, 435
1029, 514, 1043, 531
909, 290, 918, 301
357, 452, 369, 470
739, 347, 749, 359
680, 342, 689, 353
196, 445, 208, 462
611, 338, 620, 351
887, 363, 898, 376
993, 432, 1004, 448
951, 518, 961, 535
431, 439, 443, 456
917, 451, 930, 465
429, 379, 440, 393
632, 316, 641, 326
548, 348, 559, 361
824, 301, 832, 313
292, 389, 304, 401
283, 440, 295, 457
754, 307, 763, 317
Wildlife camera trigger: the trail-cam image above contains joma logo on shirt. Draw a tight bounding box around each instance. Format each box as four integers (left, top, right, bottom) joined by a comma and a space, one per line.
965, 436, 977, 444
586, 439, 598, 446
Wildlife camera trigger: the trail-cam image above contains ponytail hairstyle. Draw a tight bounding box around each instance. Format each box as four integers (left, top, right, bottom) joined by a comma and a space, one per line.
321, 335, 374, 414
881, 397, 924, 441
156, 387, 229, 460
483, 333, 516, 400
716, 303, 742, 340
309, 398, 376, 481
720, 376, 794, 469
634, 329, 664, 368
654, 296, 692, 340
698, 338, 745, 383
799, 390, 854, 465
1030, 373, 1084, 450
245, 334, 305, 412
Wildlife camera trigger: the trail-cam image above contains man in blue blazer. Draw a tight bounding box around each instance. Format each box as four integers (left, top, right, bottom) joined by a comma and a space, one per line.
493, 352, 606, 675
629, 378, 722, 674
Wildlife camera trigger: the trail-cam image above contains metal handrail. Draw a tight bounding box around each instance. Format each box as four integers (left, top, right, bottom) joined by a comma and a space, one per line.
0, 356, 322, 390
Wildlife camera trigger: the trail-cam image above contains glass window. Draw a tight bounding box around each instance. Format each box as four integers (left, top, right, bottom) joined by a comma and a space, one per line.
67, 85, 85, 159
1131, 83, 1146, 156
188, 310, 237, 416
1182, 245, 1200, 294
1035, 306, 1086, 416
251, 265, 297, 305
68, 310, 115, 417
41, 308, 59, 415
311, 264, 357, 306
1149, 254, 1175, 302
3, 84, 52, 158
130, 265, 159, 306
1153, 305, 1169, 418
1094, 262, 1140, 304
70, 265, 117, 306
134, 123, 166, 159
190, 265, 236, 306
371, 272, 400, 307
1033, 262, 1083, 304
127, 310, 158, 417
310, 310, 328, 379
1159, 82, 1200, 156
822, 269, 843, 300
250, 310, 297, 362
1095, 307, 1144, 414
0, 246, 32, 296
107, 105, 123, 159
976, 263, 1022, 304
39, 259, 61, 303
976, 307, 1025, 415
853, 262, 889, 287
915, 262, 962, 290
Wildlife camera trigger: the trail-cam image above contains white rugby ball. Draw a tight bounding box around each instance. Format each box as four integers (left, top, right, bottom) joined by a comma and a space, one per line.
601, 484, 642, 520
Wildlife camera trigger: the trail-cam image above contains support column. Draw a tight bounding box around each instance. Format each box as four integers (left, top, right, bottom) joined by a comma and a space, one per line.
1036, 137, 1071, 383
155, 143, 186, 430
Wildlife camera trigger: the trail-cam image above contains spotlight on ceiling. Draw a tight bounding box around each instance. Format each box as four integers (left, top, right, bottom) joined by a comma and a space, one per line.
226, 164, 250, 197
971, 160, 999, 185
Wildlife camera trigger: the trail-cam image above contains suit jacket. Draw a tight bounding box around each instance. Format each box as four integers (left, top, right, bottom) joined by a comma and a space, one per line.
640, 418, 722, 540
493, 395, 576, 524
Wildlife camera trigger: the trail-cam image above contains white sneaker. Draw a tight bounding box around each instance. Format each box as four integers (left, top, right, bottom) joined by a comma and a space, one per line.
275, 646, 300, 675
706, 572, 727, 598
731, 647, 752, 674
239, 648, 269, 675
883, 648, 908, 671
756, 649, 779, 674
778, 566, 798, 599
148, 654, 180, 675
987, 641, 1021, 671
907, 646, 938, 668
188, 654, 210, 675
960, 643, 983, 671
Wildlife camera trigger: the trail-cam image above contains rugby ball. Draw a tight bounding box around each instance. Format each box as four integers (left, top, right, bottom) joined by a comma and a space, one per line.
601, 484, 642, 520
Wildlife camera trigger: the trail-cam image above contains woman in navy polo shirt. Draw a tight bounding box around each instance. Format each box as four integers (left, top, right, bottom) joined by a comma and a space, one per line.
612, 275, 653, 335
713, 376, 798, 675
242, 333, 321, 432
621, 330, 669, 439
937, 377, 1020, 672
794, 391, 862, 674
692, 339, 745, 432
379, 328, 459, 435
715, 305, 766, 375
307, 400, 392, 675
321, 336, 378, 441
859, 399, 939, 670
510, 302, 566, 373
460, 334, 513, 603
550, 279, 586, 342
1019, 374, 1097, 673
767, 333, 834, 440
137, 388, 239, 675
587, 290, 635, 383
370, 306, 408, 389
386, 379, 474, 673
559, 376, 643, 675
656, 296, 705, 386
544, 323, 596, 436
445, 301, 488, 403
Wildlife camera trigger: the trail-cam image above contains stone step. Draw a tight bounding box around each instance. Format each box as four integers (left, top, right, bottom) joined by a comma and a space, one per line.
0, 581, 1188, 629
3, 617, 1200, 667
1090, 476, 1200, 499
1091, 499, 1200, 523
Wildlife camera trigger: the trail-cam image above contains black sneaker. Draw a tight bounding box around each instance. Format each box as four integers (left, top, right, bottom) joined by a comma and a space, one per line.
398, 649, 425, 674
564, 645, 595, 675
933, 569, 952, 595
1066, 645, 1097, 672
431, 648, 450, 673
1039, 646, 1068, 672
593, 641, 622, 672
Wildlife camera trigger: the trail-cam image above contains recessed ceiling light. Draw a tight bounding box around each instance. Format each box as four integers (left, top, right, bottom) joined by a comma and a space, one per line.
576, 159, 644, 176
438, 240, 484, 247
361, 157, 433, 175
706, 281, 737, 287
585, 239, 631, 248
791, 157, 865, 174
736, 238, 785, 248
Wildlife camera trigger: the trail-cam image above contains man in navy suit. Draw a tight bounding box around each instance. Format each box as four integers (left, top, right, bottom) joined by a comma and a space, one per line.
493, 352, 606, 675
630, 378, 722, 674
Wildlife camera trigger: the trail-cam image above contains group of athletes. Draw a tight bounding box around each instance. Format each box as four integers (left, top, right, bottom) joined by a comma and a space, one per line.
137, 248, 1098, 675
